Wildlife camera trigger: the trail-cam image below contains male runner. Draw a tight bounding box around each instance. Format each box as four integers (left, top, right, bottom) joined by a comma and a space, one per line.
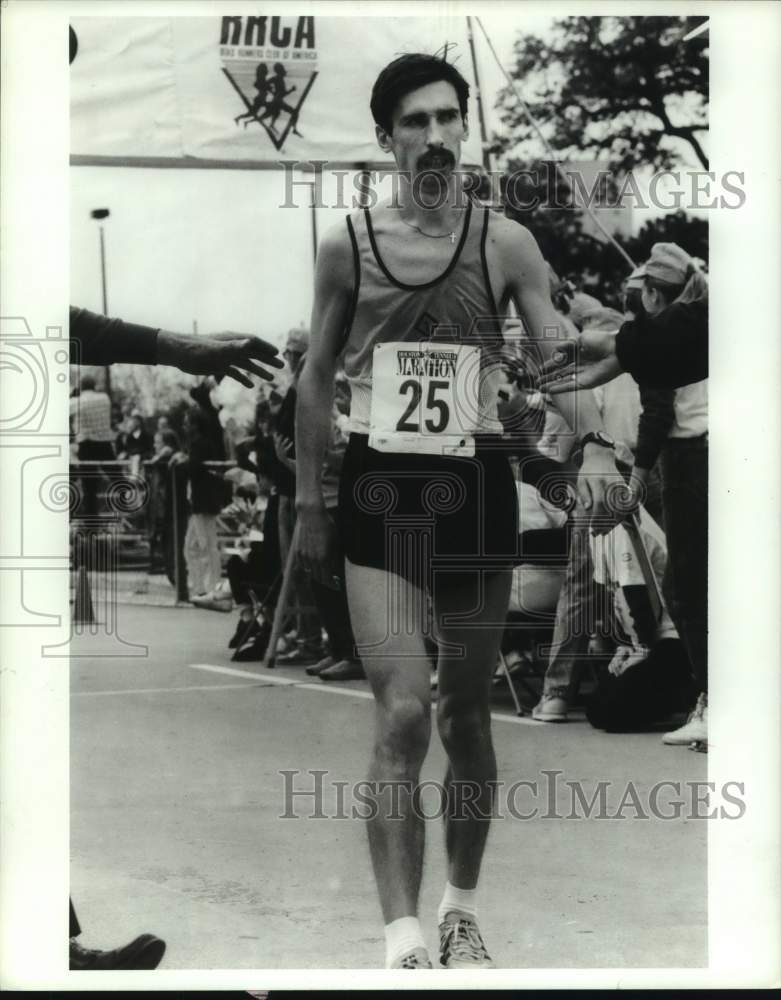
295, 53, 621, 969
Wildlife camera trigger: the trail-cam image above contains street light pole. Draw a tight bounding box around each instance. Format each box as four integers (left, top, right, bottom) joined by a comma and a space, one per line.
90, 208, 111, 398
98, 224, 108, 315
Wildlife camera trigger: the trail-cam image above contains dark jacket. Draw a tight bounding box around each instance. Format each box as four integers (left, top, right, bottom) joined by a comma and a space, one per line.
615, 300, 707, 389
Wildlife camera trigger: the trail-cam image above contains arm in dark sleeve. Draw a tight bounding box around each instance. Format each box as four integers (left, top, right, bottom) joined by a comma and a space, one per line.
634, 385, 675, 471
615, 302, 708, 389
69, 307, 159, 366
234, 436, 260, 477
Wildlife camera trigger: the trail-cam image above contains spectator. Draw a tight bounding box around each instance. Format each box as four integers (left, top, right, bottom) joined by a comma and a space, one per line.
539, 246, 709, 745
305, 401, 365, 682
182, 404, 231, 604
227, 389, 287, 660
69, 373, 115, 516
117, 410, 154, 476
146, 429, 181, 576
585, 510, 693, 732
621, 270, 668, 527
584, 303, 666, 527
634, 245, 709, 750
503, 310, 597, 724
274, 329, 324, 665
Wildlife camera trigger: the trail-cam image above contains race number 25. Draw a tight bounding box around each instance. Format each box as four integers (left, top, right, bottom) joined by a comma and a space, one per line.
396, 379, 450, 433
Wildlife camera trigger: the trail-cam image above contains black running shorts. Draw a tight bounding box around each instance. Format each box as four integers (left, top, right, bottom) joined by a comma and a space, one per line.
338, 433, 521, 590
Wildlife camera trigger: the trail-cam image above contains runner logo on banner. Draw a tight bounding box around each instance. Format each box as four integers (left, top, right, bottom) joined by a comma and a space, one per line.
369, 341, 482, 457
219, 16, 318, 151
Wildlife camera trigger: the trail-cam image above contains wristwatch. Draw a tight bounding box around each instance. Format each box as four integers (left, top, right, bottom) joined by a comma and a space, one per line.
580, 430, 616, 450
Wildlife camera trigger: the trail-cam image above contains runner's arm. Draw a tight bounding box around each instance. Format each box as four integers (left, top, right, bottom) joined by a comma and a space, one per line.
296, 223, 353, 509
501, 223, 623, 532
295, 222, 355, 583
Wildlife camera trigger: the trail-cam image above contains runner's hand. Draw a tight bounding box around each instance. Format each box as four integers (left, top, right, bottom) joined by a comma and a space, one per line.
296, 504, 341, 590
157, 330, 284, 386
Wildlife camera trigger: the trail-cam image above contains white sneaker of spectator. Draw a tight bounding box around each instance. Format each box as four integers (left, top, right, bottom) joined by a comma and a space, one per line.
191, 590, 232, 613
662, 692, 707, 747
532, 693, 568, 723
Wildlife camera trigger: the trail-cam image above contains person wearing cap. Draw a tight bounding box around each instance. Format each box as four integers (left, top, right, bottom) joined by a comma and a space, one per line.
538, 245, 708, 392
540, 243, 709, 750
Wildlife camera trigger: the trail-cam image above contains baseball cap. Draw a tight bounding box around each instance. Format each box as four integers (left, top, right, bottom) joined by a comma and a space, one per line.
635, 243, 694, 285
625, 265, 646, 290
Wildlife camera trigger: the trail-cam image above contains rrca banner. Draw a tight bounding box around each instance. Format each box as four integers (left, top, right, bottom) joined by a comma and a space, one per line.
70, 15, 484, 166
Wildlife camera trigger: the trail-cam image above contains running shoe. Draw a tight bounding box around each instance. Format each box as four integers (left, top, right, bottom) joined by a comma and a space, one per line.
391, 947, 433, 969
439, 911, 494, 968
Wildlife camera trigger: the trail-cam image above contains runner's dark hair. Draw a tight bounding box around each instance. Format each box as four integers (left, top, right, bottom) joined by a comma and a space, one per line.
370, 52, 470, 134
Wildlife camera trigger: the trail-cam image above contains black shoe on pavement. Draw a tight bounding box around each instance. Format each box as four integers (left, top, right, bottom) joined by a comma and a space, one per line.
228, 617, 260, 649
319, 659, 366, 682
276, 642, 325, 666
69, 934, 166, 970
305, 655, 335, 677
232, 623, 271, 662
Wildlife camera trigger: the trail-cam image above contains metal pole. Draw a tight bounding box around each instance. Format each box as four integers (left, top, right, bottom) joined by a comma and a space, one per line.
98, 224, 112, 397
309, 180, 318, 265
466, 16, 493, 174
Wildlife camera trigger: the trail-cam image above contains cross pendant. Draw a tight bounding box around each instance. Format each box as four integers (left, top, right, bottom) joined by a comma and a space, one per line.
449, 231, 456, 244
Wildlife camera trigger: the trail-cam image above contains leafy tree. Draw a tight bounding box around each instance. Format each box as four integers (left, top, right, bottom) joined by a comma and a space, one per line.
500, 160, 708, 306
493, 16, 709, 172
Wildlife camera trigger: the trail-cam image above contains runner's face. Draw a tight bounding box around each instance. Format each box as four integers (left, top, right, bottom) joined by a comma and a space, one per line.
377, 80, 467, 193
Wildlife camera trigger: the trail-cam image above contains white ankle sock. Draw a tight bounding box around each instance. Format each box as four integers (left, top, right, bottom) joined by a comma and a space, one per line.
384, 916, 427, 968
438, 882, 478, 924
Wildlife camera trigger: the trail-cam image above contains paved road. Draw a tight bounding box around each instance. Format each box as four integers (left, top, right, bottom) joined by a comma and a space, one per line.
71, 605, 707, 970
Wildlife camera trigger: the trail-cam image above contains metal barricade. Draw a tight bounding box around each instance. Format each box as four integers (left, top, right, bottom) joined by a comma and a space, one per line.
68, 456, 251, 606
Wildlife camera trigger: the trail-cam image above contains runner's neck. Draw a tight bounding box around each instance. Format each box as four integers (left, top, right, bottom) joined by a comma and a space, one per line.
392, 175, 467, 235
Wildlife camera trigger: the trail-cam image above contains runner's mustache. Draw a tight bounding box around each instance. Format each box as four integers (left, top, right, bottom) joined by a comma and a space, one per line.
417, 150, 455, 170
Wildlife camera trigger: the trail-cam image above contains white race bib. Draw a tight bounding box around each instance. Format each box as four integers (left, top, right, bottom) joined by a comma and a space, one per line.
369, 341, 481, 456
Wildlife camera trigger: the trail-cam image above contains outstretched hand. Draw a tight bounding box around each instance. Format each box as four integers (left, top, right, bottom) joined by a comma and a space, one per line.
157, 330, 285, 387
536, 329, 624, 394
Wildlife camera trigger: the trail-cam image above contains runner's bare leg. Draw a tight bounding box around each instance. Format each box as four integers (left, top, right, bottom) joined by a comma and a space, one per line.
345, 559, 433, 922
434, 569, 512, 888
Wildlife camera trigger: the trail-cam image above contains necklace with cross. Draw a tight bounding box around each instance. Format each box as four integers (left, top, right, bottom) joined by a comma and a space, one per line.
399, 210, 464, 244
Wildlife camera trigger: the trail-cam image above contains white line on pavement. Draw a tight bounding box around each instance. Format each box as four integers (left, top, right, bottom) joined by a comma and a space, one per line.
72, 682, 264, 697
187, 663, 541, 726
